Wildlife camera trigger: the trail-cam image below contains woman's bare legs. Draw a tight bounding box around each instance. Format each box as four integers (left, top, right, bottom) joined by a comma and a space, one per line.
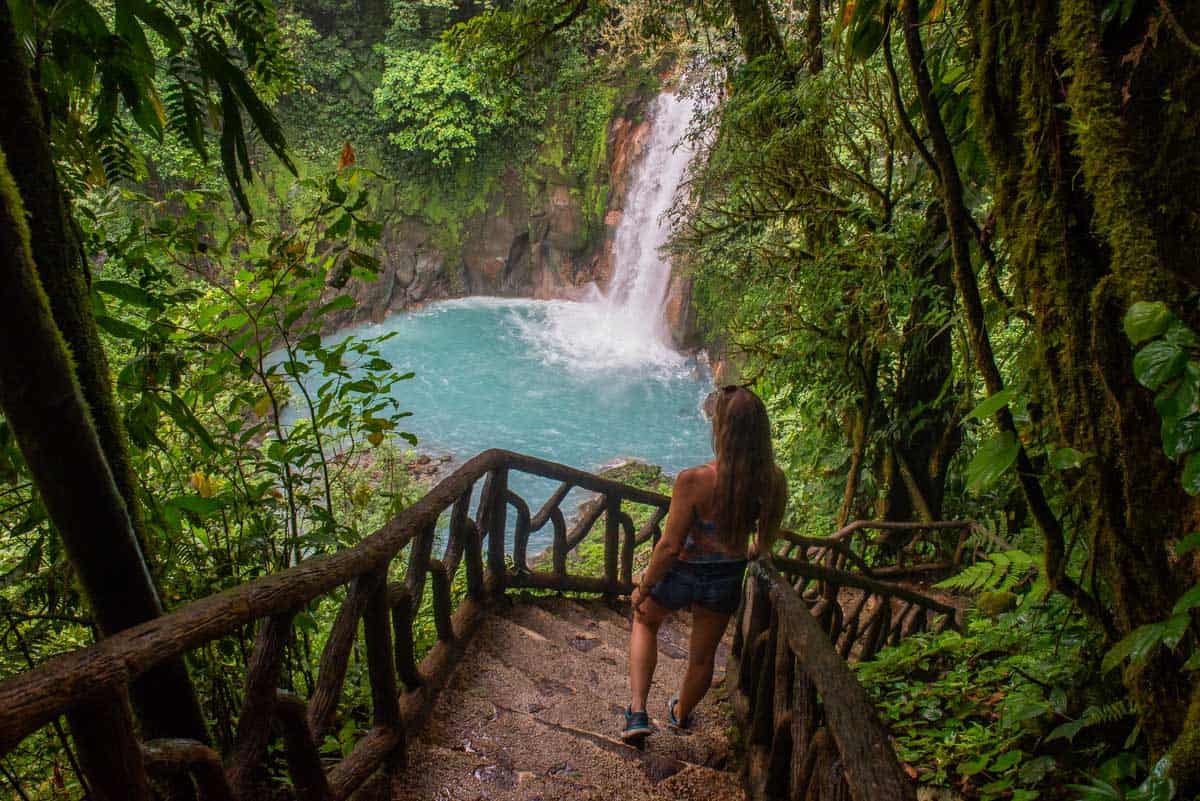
676, 605, 733, 722
629, 596, 671, 713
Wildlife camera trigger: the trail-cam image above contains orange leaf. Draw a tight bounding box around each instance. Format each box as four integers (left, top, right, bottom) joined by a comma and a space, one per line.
339, 141, 357, 171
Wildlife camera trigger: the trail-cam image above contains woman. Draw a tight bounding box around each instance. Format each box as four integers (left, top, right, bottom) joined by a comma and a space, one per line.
622, 385, 787, 742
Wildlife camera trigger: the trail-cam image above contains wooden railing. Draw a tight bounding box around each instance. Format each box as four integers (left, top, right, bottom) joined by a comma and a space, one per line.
730, 561, 919, 801
777, 519, 979, 582
0, 449, 669, 801
729, 521, 969, 800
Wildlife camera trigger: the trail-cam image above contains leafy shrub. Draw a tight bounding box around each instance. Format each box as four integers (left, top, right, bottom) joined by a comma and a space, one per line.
856, 596, 1114, 800
374, 44, 516, 168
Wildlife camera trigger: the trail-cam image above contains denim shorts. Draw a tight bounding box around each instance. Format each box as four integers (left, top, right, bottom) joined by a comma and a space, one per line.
649, 559, 749, 616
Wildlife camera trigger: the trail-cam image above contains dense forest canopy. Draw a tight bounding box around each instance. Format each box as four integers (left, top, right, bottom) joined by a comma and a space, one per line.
0, 0, 1198, 798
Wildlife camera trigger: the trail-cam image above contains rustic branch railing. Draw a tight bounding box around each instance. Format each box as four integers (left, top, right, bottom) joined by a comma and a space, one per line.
0, 449, 668, 801
727, 517, 971, 800
777, 519, 978, 582
729, 560, 920, 801
2, 451, 968, 801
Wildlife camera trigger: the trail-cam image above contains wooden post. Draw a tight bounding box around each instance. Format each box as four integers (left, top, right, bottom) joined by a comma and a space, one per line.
552, 508, 568, 578
66, 689, 152, 801
619, 511, 635, 587
464, 519, 485, 600
228, 612, 294, 796
750, 617, 777, 748
362, 569, 401, 727
766, 632, 794, 800
273, 692, 334, 801
404, 521, 436, 605
428, 560, 454, 641
486, 469, 509, 590
509, 491, 531, 573
142, 739, 233, 801
446, 490, 472, 577
603, 495, 620, 590
388, 585, 422, 690
308, 576, 373, 741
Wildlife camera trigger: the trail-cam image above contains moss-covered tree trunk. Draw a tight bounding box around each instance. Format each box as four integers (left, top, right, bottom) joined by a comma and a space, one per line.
970, 0, 1200, 786
0, 0, 152, 566
730, 0, 786, 60
883, 208, 959, 526
0, 4, 209, 753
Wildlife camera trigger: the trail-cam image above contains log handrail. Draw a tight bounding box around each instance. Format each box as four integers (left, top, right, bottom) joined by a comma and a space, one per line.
729, 560, 920, 801
0, 448, 669, 799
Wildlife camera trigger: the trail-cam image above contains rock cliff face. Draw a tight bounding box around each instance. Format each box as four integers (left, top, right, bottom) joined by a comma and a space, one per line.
327, 98, 701, 349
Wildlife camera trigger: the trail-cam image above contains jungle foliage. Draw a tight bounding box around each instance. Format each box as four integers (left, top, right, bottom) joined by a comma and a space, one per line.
0, 0, 1198, 798
0, 0, 645, 795
649, 0, 1200, 795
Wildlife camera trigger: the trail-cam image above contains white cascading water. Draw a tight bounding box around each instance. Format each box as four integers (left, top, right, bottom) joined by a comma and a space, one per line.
514, 91, 700, 374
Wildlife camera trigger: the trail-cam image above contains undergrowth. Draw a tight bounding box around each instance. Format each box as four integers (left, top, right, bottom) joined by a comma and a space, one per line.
857, 595, 1117, 800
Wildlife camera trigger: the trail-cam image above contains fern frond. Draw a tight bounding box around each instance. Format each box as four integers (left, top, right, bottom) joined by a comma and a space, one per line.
164, 54, 207, 157
936, 549, 1037, 593
95, 119, 139, 184
1081, 699, 1134, 726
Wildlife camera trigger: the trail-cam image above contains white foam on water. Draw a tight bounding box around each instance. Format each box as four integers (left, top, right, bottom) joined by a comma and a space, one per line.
510, 91, 700, 376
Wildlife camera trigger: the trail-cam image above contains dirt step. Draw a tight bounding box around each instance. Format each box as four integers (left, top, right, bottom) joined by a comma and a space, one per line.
484, 599, 729, 767
513, 595, 694, 662
382, 597, 744, 800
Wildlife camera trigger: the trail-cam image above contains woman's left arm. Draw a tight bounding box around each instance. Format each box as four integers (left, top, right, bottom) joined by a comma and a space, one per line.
631, 469, 696, 610
753, 466, 788, 559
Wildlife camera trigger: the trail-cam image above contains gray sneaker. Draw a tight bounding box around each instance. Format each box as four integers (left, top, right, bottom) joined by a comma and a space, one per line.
621, 707, 653, 743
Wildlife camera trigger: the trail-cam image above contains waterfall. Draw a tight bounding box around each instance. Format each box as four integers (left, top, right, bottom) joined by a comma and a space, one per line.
600, 92, 698, 344
513, 91, 700, 374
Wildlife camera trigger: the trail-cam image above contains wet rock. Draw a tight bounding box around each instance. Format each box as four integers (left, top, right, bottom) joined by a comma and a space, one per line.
474, 763, 517, 788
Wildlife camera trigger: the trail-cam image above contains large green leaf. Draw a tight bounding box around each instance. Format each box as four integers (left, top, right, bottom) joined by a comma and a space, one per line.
965, 388, 1017, 422
1123, 301, 1175, 345
848, 18, 886, 60
1172, 583, 1200, 616
1102, 622, 1166, 673
967, 432, 1019, 493
95, 314, 146, 340
94, 279, 159, 309
1175, 532, 1200, 556
1183, 453, 1200, 495
1133, 341, 1187, 390
1155, 363, 1200, 421
1162, 413, 1200, 460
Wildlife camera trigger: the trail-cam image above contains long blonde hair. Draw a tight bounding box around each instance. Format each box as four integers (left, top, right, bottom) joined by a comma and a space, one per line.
712, 386, 775, 548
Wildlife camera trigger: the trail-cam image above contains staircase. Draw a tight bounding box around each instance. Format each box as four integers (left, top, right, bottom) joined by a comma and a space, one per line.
360, 596, 743, 801
0, 449, 968, 801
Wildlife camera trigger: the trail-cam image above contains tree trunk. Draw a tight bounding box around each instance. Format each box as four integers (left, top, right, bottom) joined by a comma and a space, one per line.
969, 0, 1200, 783
730, 0, 786, 60
898, 0, 1113, 631
0, 6, 210, 752
0, 1, 152, 565
884, 206, 959, 527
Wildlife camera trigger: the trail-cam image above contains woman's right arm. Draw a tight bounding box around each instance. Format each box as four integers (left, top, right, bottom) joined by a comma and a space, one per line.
631, 468, 697, 611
